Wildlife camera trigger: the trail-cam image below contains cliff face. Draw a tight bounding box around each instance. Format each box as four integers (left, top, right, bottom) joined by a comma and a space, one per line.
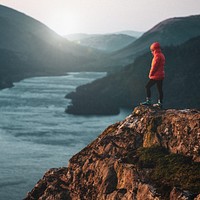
24, 106, 200, 200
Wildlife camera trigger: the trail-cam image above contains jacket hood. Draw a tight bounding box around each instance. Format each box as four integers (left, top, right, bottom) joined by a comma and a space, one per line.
150, 42, 161, 51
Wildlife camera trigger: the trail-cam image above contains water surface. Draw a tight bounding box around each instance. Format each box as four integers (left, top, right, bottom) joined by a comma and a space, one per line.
0, 72, 131, 200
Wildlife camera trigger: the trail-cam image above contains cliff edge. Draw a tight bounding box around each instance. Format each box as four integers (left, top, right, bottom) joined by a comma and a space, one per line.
24, 106, 200, 200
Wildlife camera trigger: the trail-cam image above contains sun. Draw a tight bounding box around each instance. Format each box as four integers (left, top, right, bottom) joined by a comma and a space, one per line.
50, 12, 81, 36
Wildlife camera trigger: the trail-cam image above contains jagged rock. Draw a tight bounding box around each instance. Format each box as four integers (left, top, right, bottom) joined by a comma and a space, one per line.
24, 106, 200, 200
170, 187, 195, 200
194, 194, 200, 200
136, 183, 160, 200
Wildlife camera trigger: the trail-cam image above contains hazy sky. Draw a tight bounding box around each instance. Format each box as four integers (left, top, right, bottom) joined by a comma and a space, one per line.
1, 0, 200, 35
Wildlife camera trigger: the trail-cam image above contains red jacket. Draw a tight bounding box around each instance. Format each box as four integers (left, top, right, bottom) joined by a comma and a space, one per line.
149, 49, 165, 80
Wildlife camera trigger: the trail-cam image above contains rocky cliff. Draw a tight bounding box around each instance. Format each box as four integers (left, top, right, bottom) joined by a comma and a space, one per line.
24, 106, 200, 200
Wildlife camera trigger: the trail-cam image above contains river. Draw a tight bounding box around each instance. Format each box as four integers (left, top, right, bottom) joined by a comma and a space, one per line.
0, 72, 131, 200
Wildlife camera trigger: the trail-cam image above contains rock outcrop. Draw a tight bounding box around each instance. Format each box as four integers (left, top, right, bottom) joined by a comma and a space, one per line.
24, 106, 200, 200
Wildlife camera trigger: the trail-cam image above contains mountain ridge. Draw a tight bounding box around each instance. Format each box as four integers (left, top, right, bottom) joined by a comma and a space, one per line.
0, 5, 103, 89
65, 30, 143, 41
101, 15, 200, 68
67, 34, 137, 53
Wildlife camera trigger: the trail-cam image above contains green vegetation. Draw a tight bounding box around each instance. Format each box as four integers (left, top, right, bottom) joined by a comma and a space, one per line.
137, 147, 200, 197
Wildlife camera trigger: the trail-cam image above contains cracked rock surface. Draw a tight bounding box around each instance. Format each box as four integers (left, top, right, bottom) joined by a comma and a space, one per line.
24, 106, 200, 200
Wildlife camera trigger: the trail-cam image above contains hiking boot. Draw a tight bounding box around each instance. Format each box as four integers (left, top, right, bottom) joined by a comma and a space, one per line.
153, 100, 163, 108
140, 98, 151, 106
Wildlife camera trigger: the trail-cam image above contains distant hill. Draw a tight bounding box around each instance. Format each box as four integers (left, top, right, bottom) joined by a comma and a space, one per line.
65, 30, 142, 41
115, 30, 143, 38
0, 5, 102, 88
66, 35, 200, 115
75, 34, 136, 52
99, 15, 200, 68
65, 33, 137, 52
65, 33, 96, 41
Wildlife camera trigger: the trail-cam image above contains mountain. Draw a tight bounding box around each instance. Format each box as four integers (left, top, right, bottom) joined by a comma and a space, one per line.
65, 35, 200, 115
115, 30, 143, 38
101, 15, 200, 68
66, 34, 137, 52
65, 30, 142, 42
0, 5, 102, 89
65, 33, 97, 41
24, 106, 200, 200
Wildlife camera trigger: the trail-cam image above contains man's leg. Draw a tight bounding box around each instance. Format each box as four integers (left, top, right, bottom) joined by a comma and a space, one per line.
153, 80, 163, 108
146, 79, 156, 99
156, 80, 163, 103
140, 79, 156, 105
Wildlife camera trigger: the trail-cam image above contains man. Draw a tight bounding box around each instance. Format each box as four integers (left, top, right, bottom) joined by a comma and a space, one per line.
140, 42, 165, 108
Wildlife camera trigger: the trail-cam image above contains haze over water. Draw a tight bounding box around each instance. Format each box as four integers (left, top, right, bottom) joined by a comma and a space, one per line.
0, 72, 131, 200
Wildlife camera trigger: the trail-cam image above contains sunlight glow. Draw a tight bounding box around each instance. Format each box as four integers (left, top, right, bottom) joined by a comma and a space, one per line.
50, 12, 81, 35
1, 0, 200, 36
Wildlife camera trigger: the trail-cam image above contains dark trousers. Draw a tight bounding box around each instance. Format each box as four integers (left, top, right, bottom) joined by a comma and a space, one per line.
146, 79, 163, 103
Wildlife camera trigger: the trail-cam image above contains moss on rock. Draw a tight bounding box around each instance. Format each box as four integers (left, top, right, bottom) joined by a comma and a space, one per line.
137, 147, 200, 197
